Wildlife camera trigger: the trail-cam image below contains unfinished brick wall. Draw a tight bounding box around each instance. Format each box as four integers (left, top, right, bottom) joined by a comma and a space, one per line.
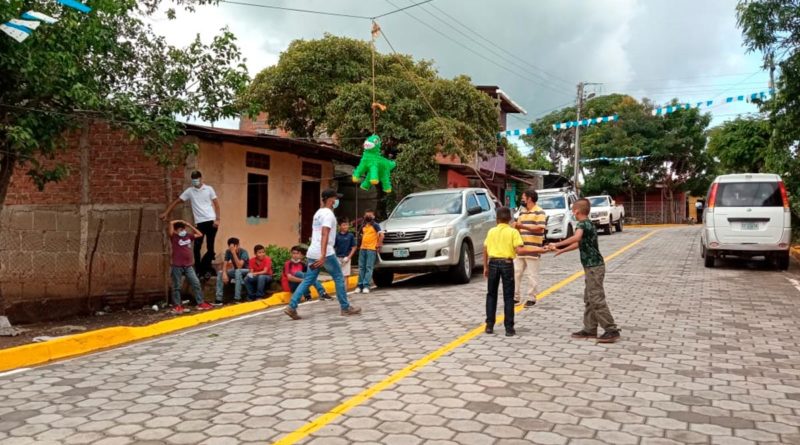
0, 123, 190, 323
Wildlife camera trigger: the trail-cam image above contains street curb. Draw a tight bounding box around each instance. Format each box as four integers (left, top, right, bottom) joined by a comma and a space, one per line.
0, 276, 360, 372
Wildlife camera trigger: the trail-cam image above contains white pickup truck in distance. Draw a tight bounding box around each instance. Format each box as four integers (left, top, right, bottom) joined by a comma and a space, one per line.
587, 195, 624, 235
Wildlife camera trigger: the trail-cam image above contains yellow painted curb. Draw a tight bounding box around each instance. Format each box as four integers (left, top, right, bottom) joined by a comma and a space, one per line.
0, 276, 360, 372
791, 245, 800, 263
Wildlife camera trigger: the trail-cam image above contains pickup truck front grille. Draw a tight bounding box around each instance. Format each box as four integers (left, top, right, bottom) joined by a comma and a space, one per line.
383, 230, 427, 244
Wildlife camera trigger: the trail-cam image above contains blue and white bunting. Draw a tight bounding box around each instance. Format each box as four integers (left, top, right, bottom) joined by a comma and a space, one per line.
581, 155, 650, 164
2, 2, 89, 43
552, 114, 619, 131
652, 89, 774, 116
497, 127, 534, 138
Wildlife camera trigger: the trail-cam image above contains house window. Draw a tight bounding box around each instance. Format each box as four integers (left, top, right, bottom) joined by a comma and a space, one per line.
246, 152, 271, 170
302, 162, 322, 178
247, 173, 269, 218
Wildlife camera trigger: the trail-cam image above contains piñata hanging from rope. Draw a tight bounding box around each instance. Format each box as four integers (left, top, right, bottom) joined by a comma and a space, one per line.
352, 134, 396, 192
351, 21, 395, 192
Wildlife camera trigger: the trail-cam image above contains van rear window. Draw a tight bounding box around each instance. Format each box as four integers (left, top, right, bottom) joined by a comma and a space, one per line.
716, 182, 783, 207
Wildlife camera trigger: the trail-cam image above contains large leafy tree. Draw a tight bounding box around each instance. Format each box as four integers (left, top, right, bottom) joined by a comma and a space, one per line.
242, 35, 500, 198
0, 0, 249, 206
707, 116, 771, 173
737, 0, 800, 219
521, 93, 713, 219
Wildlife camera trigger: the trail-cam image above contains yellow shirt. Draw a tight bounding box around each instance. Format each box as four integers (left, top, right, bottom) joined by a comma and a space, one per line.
484, 223, 524, 259
516, 205, 547, 257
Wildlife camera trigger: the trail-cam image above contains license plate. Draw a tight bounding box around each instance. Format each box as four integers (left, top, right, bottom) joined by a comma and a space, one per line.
393, 248, 410, 258
741, 222, 759, 230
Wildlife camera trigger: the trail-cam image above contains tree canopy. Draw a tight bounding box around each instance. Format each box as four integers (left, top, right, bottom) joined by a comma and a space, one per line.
737, 0, 800, 219
0, 0, 249, 205
242, 34, 500, 197
707, 116, 771, 174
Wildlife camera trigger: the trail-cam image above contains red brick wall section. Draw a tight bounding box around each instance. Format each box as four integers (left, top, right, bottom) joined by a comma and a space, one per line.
6, 122, 186, 205
239, 113, 289, 137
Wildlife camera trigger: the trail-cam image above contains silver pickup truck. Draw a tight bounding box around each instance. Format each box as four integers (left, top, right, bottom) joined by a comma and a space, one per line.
372, 188, 497, 287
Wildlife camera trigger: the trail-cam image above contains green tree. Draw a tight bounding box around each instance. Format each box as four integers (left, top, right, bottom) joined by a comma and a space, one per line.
737, 0, 800, 219
0, 0, 249, 206
244, 35, 500, 198
504, 140, 553, 172
707, 116, 771, 173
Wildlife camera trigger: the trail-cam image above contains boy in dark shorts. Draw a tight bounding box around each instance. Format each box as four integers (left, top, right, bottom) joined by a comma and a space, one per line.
549, 198, 621, 343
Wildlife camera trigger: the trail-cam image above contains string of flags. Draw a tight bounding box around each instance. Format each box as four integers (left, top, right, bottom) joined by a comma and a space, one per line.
581, 155, 650, 164
652, 89, 774, 116
1, 1, 92, 43
498, 114, 620, 137
552, 114, 619, 130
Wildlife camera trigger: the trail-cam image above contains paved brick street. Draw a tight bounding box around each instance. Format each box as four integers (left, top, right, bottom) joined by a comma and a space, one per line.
1, 227, 800, 445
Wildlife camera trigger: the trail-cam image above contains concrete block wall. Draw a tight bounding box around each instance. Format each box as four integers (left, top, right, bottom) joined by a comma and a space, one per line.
0, 122, 189, 323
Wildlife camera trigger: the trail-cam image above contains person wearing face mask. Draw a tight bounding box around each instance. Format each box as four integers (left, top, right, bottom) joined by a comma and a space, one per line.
167, 220, 214, 314
354, 210, 384, 294
284, 188, 361, 320
511, 189, 547, 308
160, 171, 221, 280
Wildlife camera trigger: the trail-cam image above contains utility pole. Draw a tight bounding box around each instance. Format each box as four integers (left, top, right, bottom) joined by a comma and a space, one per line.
574, 82, 584, 196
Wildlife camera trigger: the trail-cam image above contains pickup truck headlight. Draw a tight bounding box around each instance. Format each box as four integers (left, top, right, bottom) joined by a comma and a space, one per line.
598, 211, 608, 217
430, 225, 455, 239
549, 214, 565, 225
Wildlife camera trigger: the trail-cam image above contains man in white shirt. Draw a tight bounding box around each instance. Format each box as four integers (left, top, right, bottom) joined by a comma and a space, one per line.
160, 171, 221, 279
285, 188, 361, 320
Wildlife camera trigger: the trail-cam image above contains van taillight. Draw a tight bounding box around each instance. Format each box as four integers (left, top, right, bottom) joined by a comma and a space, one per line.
707, 183, 719, 208
779, 181, 790, 209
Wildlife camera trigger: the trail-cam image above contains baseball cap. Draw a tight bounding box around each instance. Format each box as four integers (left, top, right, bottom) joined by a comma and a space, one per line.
321, 188, 343, 200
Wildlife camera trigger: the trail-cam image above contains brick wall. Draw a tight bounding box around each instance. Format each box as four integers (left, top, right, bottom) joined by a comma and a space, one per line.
238, 113, 289, 137
1, 122, 190, 323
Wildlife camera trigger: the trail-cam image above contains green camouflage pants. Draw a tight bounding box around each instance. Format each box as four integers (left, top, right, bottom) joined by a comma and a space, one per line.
583, 265, 618, 333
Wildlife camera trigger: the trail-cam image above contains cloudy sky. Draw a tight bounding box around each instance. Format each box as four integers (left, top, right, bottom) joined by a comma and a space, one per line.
151, 0, 769, 144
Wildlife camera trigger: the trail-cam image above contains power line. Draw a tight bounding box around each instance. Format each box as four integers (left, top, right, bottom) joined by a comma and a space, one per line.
218, 1, 373, 19
218, 0, 434, 21
381, 0, 570, 98
373, 0, 434, 19
424, 1, 573, 89
412, 1, 573, 91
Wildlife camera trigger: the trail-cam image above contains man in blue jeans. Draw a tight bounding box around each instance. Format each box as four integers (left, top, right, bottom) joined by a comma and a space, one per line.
285, 189, 361, 320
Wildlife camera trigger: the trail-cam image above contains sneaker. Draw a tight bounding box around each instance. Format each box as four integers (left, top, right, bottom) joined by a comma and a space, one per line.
505, 329, 516, 337
524, 300, 537, 308
197, 302, 214, 311
353, 287, 363, 294
485, 326, 494, 334
284, 307, 301, 320
571, 329, 597, 339
171, 305, 186, 315
597, 330, 621, 343
319, 293, 333, 301
341, 306, 362, 316
213, 301, 224, 307
362, 287, 370, 294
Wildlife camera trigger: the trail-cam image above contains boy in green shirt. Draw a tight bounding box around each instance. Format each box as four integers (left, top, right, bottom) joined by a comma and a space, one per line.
549, 198, 621, 343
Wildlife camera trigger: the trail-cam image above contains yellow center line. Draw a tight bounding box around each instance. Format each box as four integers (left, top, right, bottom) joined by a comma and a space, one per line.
271, 229, 661, 445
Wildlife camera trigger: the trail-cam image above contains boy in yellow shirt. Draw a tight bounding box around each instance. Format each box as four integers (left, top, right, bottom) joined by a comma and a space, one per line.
484, 207, 548, 336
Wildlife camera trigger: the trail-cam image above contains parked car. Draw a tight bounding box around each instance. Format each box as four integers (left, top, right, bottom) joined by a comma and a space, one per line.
587, 195, 625, 235
373, 188, 497, 287
537, 188, 579, 241
701, 173, 792, 270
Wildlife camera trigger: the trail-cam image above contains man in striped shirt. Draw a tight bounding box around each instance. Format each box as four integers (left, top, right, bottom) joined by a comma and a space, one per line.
513, 188, 547, 308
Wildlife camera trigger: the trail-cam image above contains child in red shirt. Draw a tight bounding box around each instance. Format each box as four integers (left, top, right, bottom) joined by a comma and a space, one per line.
168, 220, 213, 314
282, 246, 332, 301
244, 244, 272, 300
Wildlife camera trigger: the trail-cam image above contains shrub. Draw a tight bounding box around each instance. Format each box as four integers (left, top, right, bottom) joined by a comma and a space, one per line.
265, 244, 291, 281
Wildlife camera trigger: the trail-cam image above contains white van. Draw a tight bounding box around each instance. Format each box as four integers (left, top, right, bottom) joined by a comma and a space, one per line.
701, 173, 792, 269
